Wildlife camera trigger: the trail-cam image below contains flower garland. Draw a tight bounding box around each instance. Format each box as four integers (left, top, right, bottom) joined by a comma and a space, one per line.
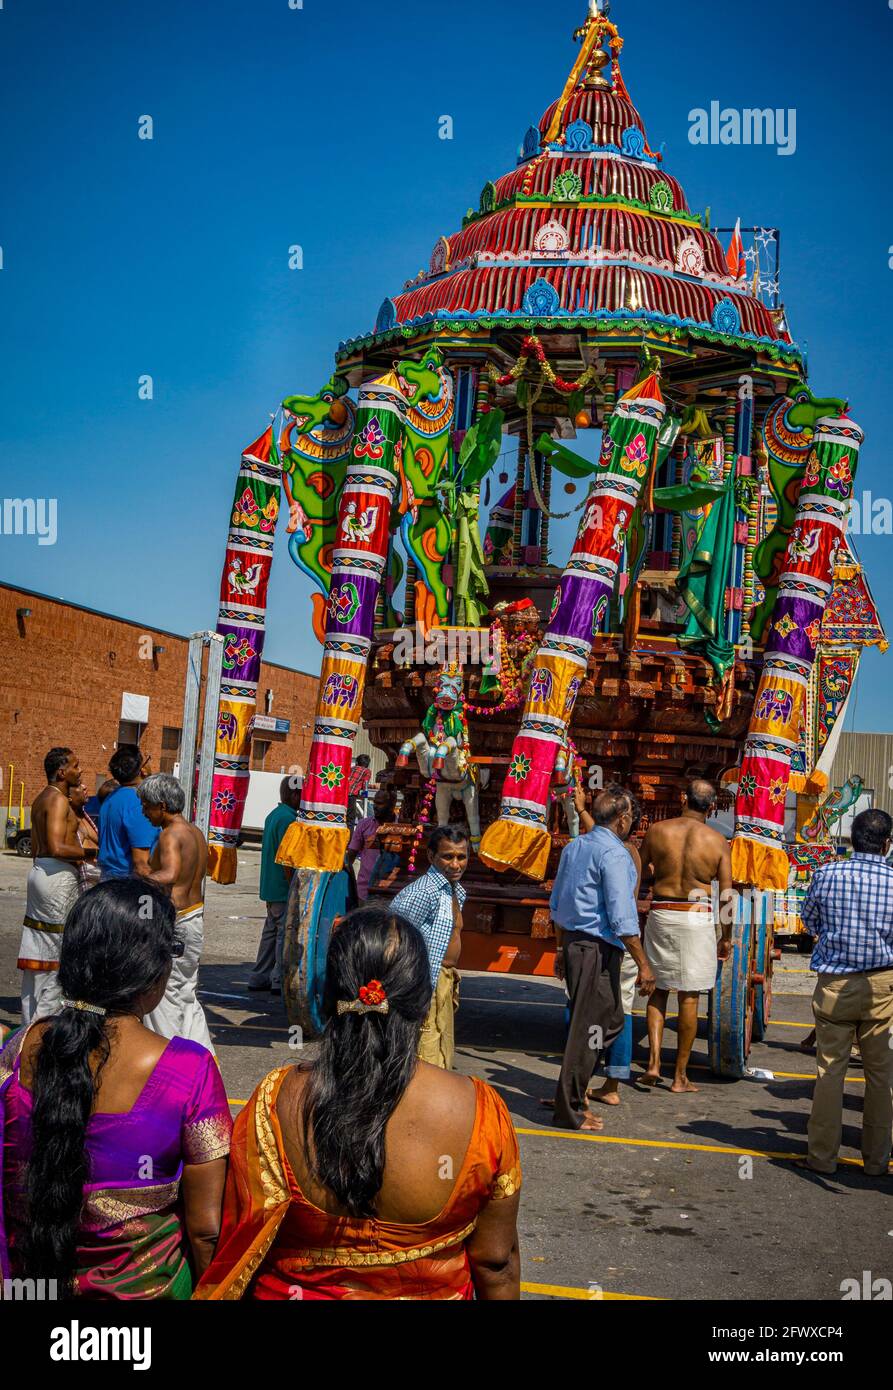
487, 335, 600, 395
465, 620, 538, 716
407, 775, 438, 875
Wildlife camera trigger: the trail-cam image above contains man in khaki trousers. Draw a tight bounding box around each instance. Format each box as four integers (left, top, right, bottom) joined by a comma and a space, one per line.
391, 826, 470, 1070
801, 809, 893, 1176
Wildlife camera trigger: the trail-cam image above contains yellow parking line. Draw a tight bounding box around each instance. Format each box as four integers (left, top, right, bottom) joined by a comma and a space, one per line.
630, 1010, 811, 1030
522, 1281, 660, 1301
514, 1126, 871, 1167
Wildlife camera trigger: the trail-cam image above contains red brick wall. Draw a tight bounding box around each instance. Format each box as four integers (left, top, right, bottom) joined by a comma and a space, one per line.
0, 583, 319, 814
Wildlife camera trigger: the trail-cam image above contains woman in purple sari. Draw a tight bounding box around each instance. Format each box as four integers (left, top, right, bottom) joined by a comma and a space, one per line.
0, 879, 232, 1299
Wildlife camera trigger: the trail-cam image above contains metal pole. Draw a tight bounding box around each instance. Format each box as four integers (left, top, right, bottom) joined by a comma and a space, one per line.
178, 635, 206, 822
194, 632, 225, 847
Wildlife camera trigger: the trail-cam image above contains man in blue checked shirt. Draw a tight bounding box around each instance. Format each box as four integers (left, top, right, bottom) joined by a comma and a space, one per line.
392, 825, 470, 1070
549, 785, 655, 1131
801, 808, 893, 1176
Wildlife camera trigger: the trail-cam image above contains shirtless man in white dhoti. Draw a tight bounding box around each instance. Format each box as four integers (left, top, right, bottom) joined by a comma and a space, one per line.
19, 748, 87, 1023
136, 773, 213, 1053
639, 778, 733, 1093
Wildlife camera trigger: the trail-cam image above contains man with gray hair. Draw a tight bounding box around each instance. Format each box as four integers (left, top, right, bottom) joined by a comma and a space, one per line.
137, 772, 213, 1052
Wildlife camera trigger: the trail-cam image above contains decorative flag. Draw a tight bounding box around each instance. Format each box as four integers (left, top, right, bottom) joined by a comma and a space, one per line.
276, 374, 406, 873
478, 373, 666, 881
726, 218, 746, 281
208, 428, 281, 884
731, 413, 863, 890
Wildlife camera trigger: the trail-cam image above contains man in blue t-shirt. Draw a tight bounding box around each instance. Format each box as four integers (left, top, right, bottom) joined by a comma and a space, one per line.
98, 745, 159, 880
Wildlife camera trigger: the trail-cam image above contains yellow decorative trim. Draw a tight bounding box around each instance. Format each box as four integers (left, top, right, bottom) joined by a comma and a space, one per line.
217, 1214, 287, 1301
256, 1068, 291, 1212
288, 1219, 478, 1270
0, 1028, 27, 1085
83, 1181, 179, 1227
183, 1112, 232, 1164
492, 1165, 522, 1200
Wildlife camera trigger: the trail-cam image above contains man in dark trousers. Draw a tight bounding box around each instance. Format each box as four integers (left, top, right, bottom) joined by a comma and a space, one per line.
549, 785, 655, 1131
248, 777, 302, 993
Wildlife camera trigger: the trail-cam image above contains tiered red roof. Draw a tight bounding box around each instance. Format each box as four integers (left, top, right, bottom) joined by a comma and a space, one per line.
339, 10, 799, 363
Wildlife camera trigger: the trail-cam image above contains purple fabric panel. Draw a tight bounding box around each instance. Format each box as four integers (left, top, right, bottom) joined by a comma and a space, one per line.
551, 575, 614, 645
326, 572, 381, 642
217, 623, 265, 685
2, 1038, 225, 1191
765, 596, 824, 662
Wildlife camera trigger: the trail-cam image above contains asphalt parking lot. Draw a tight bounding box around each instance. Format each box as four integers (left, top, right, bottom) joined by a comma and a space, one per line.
1, 847, 889, 1302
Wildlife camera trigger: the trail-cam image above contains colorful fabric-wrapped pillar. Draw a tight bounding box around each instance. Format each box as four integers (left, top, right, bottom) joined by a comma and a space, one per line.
208, 427, 281, 884
731, 413, 863, 890
479, 373, 666, 881
276, 374, 405, 872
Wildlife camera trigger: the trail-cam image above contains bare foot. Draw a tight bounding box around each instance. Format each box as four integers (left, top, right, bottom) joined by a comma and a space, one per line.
588, 1083, 621, 1106
578, 1111, 605, 1131
670, 1077, 699, 1094
639, 1069, 662, 1087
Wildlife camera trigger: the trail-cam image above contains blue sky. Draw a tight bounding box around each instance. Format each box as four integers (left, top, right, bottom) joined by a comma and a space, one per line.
1, 0, 891, 729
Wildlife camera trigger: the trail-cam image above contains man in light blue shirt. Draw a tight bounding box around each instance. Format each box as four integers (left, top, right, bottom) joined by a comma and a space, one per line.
549, 785, 654, 1130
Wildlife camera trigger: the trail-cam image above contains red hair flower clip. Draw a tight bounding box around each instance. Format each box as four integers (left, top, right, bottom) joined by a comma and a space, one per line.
337, 979, 390, 1017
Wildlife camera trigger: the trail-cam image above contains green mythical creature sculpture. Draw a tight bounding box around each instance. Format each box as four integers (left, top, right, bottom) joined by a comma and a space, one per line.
750, 385, 848, 644
279, 349, 457, 639
279, 374, 355, 590
393, 347, 457, 630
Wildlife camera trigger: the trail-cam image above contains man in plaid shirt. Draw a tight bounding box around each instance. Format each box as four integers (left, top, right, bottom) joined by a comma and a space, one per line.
800, 808, 893, 1175
391, 825, 470, 1070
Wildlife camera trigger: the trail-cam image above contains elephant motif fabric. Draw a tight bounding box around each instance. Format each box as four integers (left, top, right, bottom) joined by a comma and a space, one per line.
732, 413, 863, 890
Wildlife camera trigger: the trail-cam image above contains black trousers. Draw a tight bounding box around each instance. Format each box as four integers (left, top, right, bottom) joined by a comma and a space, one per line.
553, 932, 625, 1130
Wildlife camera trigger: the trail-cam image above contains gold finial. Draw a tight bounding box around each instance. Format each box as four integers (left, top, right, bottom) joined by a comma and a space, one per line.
583, 42, 611, 89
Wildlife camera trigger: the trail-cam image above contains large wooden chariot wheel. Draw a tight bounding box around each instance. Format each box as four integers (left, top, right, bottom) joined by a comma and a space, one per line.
708, 886, 774, 1078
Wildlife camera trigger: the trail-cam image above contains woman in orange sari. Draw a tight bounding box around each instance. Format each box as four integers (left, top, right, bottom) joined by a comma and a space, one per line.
195, 906, 521, 1300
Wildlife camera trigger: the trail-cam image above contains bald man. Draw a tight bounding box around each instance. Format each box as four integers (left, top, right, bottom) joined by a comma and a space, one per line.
639, 778, 733, 1093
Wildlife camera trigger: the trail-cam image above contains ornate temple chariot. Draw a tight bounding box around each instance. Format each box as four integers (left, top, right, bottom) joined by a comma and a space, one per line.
207, 1, 884, 1076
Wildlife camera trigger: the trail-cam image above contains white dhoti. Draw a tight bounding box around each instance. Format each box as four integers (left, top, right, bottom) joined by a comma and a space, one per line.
645, 906, 718, 994
19, 858, 80, 1025
619, 949, 639, 1014
143, 905, 214, 1053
